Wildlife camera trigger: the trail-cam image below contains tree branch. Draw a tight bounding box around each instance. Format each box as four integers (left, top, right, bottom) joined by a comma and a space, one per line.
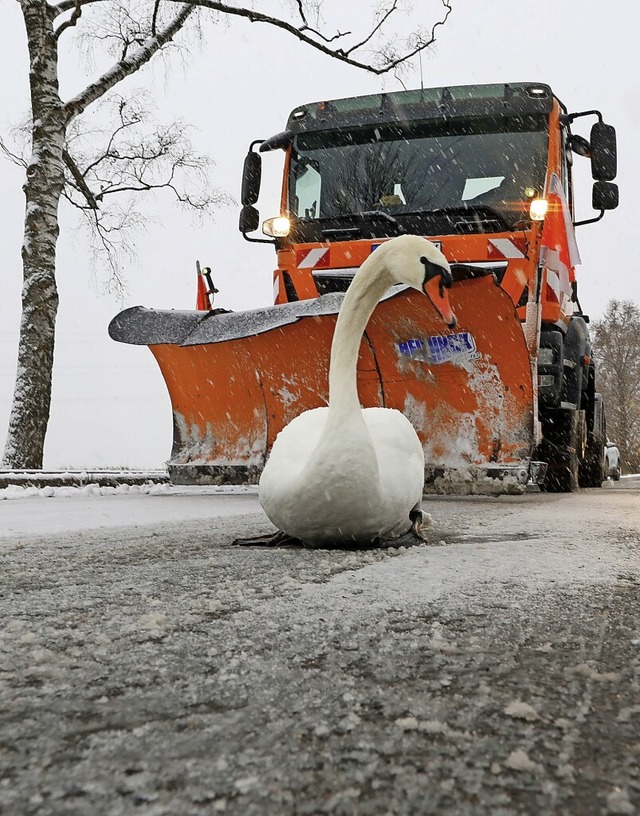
62, 148, 99, 209
341, 0, 398, 56
0, 137, 28, 170
55, 0, 84, 39
52, 0, 452, 78
156, 0, 452, 75
151, 0, 162, 36
62, 3, 194, 122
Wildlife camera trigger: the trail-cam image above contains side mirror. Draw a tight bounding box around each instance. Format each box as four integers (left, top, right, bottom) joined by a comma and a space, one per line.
592, 180, 619, 211
239, 205, 260, 234
240, 151, 262, 206
590, 121, 617, 181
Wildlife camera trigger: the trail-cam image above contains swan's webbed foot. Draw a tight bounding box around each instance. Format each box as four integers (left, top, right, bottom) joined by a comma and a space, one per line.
377, 509, 430, 548
232, 530, 304, 547
408, 507, 428, 541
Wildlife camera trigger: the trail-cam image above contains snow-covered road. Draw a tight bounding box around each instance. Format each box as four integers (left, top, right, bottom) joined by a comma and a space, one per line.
0, 484, 261, 538
1, 483, 639, 815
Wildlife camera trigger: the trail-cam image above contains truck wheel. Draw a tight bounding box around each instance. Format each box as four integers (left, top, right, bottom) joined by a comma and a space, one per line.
544, 455, 579, 492
579, 436, 605, 488
578, 367, 605, 488
541, 410, 583, 493
579, 456, 605, 487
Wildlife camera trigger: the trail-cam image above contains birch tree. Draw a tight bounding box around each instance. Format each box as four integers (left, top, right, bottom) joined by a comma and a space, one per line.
592, 299, 640, 473
2, 0, 452, 470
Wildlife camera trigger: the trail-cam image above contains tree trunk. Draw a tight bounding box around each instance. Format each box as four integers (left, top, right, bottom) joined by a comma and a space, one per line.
2, 0, 66, 469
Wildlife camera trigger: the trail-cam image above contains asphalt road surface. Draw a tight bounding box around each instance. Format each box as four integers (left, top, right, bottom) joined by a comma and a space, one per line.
1, 481, 639, 815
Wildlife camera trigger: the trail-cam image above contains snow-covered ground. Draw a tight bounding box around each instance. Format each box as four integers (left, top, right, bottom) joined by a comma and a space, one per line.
0, 483, 260, 538
2, 484, 639, 815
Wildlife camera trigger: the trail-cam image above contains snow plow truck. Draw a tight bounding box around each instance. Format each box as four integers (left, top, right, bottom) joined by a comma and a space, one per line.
109, 82, 619, 494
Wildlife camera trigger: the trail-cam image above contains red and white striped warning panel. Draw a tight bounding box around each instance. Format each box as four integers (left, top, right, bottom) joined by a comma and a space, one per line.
487, 238, 527, 259
296, 247, 330, 269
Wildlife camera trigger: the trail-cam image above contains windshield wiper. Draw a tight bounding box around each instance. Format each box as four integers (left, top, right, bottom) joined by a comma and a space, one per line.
321, 210, 406, 239
308, 204, 512, 243
358, 211, 407, 233
426, 204, 512, 232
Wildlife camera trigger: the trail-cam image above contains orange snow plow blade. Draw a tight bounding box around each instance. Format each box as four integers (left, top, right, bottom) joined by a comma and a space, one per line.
109, 273, 538, 494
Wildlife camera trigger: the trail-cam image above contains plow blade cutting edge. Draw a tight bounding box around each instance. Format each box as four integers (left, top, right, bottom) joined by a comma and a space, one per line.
109, 274, 538, 494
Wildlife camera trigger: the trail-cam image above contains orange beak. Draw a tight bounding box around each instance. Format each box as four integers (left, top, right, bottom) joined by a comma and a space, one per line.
424, 275, 456, 328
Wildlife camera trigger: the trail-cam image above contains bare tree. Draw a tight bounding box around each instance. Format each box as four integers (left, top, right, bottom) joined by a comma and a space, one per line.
592, 299, 640, 473
2, 0, 452, 470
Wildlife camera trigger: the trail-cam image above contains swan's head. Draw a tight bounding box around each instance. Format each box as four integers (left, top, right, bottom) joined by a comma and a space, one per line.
379, 235, 456, 328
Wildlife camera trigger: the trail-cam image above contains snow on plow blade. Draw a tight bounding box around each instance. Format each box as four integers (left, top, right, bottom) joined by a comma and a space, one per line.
109, 274, 537, 494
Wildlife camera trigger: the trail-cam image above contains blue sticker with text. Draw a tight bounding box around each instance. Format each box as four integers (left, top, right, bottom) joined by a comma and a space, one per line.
398, 332, 477, 364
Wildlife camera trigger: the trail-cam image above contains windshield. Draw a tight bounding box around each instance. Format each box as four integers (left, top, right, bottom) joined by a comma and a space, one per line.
288, 116, 548, 236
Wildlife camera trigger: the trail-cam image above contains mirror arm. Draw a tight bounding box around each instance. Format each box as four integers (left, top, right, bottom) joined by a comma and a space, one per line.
561, 109, 603, 126
242, 232, 275, 244
573, 210, 605, 228
260, 130, 294, 153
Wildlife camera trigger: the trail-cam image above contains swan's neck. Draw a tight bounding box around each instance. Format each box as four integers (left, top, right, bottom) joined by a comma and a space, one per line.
328, 258, 393, 420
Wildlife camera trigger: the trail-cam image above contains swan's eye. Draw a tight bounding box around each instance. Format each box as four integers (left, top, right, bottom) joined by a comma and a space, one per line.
421, 255, 452, 289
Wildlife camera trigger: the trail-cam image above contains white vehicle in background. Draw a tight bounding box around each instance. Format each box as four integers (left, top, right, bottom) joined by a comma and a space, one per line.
605, 442, 621, 481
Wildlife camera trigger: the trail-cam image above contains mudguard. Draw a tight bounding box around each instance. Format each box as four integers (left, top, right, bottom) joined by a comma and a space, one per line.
109, 274, 536, 494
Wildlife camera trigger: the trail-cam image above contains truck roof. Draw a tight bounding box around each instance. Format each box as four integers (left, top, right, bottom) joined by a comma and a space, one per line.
286, 82, 556, 133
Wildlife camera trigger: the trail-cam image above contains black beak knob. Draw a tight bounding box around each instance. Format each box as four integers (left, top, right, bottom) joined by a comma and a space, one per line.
420, 256, 453, 289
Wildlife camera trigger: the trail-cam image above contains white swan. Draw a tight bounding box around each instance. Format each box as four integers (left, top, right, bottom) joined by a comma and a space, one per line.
248, 235, 456, 547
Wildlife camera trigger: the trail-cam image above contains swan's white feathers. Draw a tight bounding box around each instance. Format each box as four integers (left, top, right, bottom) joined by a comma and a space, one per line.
259, 405, 424, 544
257, 235, 448, 545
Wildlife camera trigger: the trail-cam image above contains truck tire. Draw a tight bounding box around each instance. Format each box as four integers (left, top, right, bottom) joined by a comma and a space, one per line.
540, 409, 584, 493
579, 450, 605, 487
578, 367, 605, 488
579, 426, 605, 488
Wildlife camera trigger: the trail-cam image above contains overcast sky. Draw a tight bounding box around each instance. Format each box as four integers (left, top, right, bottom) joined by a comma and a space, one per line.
0, 0, 637, 469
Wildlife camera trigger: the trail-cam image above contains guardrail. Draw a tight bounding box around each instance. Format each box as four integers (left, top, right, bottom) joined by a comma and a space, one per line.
0, 470, 170, 489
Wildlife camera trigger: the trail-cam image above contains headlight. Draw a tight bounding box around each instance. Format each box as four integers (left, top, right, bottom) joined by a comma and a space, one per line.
262, 216, 291, 238
529, 198, 548, 221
